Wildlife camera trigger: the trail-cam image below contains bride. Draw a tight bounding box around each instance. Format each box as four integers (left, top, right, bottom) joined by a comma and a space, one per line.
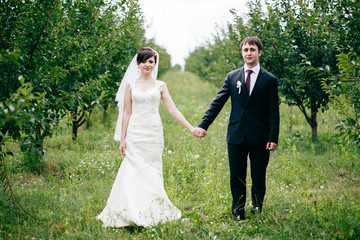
97, 47, 195, 227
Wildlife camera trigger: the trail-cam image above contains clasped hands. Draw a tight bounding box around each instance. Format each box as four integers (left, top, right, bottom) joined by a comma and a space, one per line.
193, 127, 207, 138
193, 127, 277, 151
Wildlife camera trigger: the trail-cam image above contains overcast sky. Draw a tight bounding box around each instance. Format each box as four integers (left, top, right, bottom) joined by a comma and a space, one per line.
138, 0, 249, 67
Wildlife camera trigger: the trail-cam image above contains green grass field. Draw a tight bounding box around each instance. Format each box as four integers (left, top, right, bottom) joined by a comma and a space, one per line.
1, 70, 359, 239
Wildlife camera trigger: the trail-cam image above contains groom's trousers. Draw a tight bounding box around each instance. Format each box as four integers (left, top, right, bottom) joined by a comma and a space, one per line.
227, 138, 270, 216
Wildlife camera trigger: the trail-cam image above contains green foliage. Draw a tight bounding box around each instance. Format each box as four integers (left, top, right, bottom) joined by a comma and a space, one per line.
1, 71, 359, 239
185, 28, 239, 87
185, 0, 359, 142
0, 77, 39, 141
144, 40, 172, 78
270, 0, 340, 140
185, 46, 212, 82
317, 52, 360, 146
0, 0, 145, 172
172, 64, 182, 72
98, 0, 145, 111
300, 0, 360, 146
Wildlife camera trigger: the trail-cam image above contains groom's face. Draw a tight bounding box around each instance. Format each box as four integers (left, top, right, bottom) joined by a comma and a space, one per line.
241, 43, 262, 68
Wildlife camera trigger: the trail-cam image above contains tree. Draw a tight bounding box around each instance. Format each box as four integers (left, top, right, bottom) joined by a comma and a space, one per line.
0, 0, 62, 161
98, 0, 145, 119
301, 0, 360, 145
185, 0, 346, 140
0, 76, 43, 211
185, 26, 240, 87
323, 52, 360, 146
1, 0, 145, 149
0, 0, 145, 212
232, 0, 341, 140
0, 0, 145, 168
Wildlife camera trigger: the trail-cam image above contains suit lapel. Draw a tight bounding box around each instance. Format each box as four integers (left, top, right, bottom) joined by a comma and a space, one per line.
239, 67, 246, 86
237, 67, 250, 101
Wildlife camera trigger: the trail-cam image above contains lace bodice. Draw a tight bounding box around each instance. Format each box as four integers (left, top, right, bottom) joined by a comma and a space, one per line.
129, 81, 165, 128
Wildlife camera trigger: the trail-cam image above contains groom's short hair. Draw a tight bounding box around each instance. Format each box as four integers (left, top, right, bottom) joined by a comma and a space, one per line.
241, 36, 263, 52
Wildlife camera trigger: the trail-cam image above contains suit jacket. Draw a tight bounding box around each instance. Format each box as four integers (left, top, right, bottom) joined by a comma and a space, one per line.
198, 66, 280, 146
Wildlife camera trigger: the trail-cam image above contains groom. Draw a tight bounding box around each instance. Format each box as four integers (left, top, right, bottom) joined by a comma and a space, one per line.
194, 36, 280, 221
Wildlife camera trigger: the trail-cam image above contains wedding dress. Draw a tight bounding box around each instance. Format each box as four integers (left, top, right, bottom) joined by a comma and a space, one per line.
97, 80, 181, 227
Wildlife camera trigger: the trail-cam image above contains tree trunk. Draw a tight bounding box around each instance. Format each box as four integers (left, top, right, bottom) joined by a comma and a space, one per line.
72, 119, 78, 140
73, 111, 87, 140
102, 102, 109, 121
0, 134, 3, 153
290, 106, 293, 128
311, 123, 317, 141
311, 103, 318, 141
35, 126, 44, 153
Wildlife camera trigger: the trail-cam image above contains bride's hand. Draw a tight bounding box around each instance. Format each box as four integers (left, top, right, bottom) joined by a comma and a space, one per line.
119, 142, 126, 155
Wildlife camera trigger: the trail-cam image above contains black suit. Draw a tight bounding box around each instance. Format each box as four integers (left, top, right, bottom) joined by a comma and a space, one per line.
198, 66, 280, 216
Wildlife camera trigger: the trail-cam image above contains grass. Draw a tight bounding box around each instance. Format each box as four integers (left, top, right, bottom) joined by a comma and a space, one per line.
1, 70, 359, 239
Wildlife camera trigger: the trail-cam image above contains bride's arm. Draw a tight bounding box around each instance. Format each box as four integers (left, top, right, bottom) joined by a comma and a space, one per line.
119, 84, 132, 155
160, 84, 195, 133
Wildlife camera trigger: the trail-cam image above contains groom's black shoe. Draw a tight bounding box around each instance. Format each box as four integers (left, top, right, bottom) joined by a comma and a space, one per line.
250, 206, 262, 214
232, 214, 245, 222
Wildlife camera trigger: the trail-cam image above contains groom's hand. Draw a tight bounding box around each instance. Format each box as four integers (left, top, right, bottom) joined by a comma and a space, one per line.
266, 142, 277, 151
193, 127, 207, 138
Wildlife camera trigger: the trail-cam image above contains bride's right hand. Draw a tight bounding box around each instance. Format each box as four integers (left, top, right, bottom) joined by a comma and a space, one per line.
119, 142, 126, 155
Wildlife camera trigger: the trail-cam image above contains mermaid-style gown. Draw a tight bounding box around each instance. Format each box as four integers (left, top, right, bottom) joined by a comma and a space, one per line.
97, 80, 181, 227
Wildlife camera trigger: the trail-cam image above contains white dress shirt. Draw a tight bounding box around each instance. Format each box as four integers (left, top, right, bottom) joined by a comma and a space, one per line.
244, 64, 260, 95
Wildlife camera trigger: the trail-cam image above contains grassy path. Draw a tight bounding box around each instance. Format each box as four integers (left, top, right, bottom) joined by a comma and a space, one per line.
1, 70, 359, 239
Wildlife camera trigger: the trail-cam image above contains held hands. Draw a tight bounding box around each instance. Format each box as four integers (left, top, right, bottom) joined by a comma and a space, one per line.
266, 142, 277, 151
193, 127, 207, 138
119, 142, 126, 155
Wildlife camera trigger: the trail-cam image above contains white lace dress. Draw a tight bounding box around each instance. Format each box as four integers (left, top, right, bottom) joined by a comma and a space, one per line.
97, 80, 181, 227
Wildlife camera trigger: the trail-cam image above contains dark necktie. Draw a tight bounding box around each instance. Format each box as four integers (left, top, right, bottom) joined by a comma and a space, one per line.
246, 69, 253, 94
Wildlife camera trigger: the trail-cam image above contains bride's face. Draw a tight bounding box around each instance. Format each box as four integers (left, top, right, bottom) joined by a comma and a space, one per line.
138, 56, 156, 75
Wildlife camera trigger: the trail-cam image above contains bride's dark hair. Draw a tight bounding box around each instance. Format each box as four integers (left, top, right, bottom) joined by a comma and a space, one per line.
136, 47, 157, 64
